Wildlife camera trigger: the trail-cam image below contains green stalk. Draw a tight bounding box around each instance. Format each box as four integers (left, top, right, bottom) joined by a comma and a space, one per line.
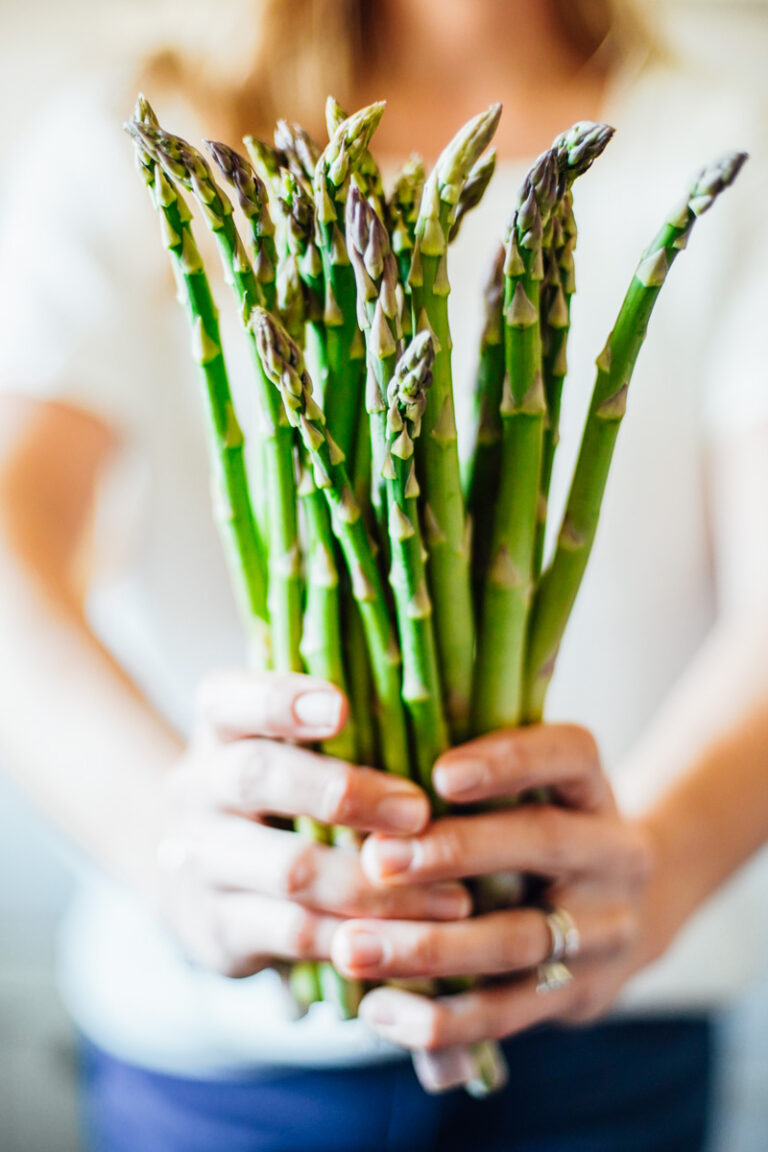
471, 149, 559, 735
296, 454, 364, 1017
533, 122, 615, 574
132, 120, 304, 676
296, 458, 357, 760
533, 195, 574, 576
524, 149, 748, 721
408, 104, 501, 741
383, 334, 449, 799
253, 307, 411, 780
346, 183, 402, 539
206, 142, 279, 551
313, 103, 385, 463
464, 245, 505, 613
207, 141, 280, 313
125, 100, 269, 666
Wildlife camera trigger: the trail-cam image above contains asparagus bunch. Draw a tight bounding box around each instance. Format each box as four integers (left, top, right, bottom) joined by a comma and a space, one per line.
127, 90, 746, 1096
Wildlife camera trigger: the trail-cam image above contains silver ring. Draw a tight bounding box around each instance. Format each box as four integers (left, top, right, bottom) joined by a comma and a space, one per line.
536, 961, 573, 995
543, 906, 580, 963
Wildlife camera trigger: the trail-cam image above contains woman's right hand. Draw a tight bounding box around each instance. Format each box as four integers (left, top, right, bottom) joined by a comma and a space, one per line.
153, 669, 471, 977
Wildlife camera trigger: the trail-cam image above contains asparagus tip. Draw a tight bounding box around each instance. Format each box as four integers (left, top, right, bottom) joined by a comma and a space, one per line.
133, 92, 159, 127
434, 103, 502, 201
325, 94, 346, 139
388, 330, 435, 432
553, 121, 615, 181
688, 150, 749, 215
318, 101, 386, 190
206, 139, 267, 219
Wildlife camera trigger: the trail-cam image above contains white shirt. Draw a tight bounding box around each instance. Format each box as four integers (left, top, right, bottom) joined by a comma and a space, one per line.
1, 62, 768, 1076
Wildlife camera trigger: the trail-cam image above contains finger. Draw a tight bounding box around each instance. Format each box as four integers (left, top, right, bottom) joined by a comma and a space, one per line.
331, 903, 635, 981
185, 816, 472, 921
192, 738, 429, 834
196, 668, 348, 742
211, 892, 342, 976
433, 724, 613, 812
360, 971, 579, 1051
361, 807, 651, 888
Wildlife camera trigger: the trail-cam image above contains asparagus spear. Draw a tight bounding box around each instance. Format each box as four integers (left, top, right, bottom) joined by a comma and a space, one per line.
464, 245, 505, 612
131, 118, 305, 676
252, 306, 411, 779
125, 99, 270, 666
383, 333, 449, 796
524, 149, 748, 721
409, 104, 502, 741
471, 148, 559, 735
533, 193, 574, 576
206, 141, 279, 312
274, 118, 321, 187
313, 102, 385, 463
242, 136, 285, 202
387, 155, 426, 294
326, 95, 386, 217
346, 183, 403, 536
533, 122, 615, 574
449, 150, 497, 242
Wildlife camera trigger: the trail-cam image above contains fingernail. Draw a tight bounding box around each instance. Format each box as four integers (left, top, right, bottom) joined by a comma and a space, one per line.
426, 883, 472, 920
433, 758, 486, 798
360, 990, 401, 1028
413, 1048, 478, 1094
336, 929, 390, 971
366, 837, 417, 877
361, 990, 430, 1041
376, 790, 428, 834
293, 690, 343, 733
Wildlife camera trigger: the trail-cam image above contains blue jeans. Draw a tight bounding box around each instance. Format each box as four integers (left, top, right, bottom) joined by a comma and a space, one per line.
80, 1016, 713, 1152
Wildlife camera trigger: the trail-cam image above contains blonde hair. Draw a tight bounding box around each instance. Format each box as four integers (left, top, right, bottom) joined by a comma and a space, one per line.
140, 0, 656, 140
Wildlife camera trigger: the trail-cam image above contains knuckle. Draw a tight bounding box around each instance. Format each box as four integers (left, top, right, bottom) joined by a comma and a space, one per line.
567, 981, 606, 1023
565, 724, 600, 768
285, 906, 319, 959
495, 916, 530, 971
207, 900, 245, 977
411, 926, 443, 972
321, 765, 360, 825
429, 824, 466, 873
230, 740, 272, 812
422, 1004, 451, 1050
613, 904, 640, 949
627, 830, 655, 886
534, 806, 572, 872
281, 842, 319, 898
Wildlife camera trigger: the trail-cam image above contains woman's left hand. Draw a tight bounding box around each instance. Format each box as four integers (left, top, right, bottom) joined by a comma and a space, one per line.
330, 724, 677, 1051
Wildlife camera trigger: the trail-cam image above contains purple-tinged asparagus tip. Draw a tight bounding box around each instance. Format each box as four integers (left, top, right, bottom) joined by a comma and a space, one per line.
688, 150, 748, 215
553, 121, 615, 181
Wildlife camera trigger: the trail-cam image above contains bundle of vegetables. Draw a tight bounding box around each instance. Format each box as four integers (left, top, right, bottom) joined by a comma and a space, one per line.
125, 95, 745, 1095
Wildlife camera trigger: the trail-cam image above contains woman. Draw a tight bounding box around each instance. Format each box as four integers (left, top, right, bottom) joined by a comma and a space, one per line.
1, 1, 767, 1148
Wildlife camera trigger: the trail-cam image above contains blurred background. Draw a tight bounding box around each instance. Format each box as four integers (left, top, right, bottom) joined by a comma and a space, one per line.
1, 1, 767, 1148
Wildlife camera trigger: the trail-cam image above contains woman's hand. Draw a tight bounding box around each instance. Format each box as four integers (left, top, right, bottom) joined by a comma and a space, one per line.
331, 725, 675, 1050
153, 669, 471, 978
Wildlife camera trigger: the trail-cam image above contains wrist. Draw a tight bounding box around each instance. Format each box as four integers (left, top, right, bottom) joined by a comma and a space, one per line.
631, 807, 703, 963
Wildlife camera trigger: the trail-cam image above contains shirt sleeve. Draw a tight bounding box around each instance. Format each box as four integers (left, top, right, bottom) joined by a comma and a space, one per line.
0, 82, 169, 435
